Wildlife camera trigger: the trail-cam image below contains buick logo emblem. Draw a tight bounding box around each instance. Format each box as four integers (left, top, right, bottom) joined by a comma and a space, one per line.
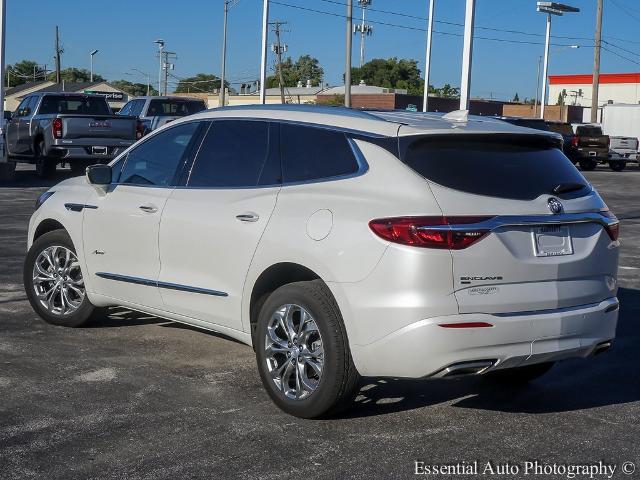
548, 197, 564, 214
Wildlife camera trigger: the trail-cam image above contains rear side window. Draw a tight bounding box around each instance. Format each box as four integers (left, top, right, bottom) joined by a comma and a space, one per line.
402, 137, 589, 200
188, 120, 280, 187
280, 124, 359, 183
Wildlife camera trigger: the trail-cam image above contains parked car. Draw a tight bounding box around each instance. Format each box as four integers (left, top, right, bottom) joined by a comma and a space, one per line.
2, 93, 139, 179
608, 136, 638, 171
117, 96, 206, 136
24, 106, 619, 418
567, 124, 611, 171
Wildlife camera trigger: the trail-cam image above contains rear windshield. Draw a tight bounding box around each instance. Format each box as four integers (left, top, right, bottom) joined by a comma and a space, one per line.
38, 96, 111, 115
147, 99, 206, 117
576, 125, 603, 136
402, 136, 589, 200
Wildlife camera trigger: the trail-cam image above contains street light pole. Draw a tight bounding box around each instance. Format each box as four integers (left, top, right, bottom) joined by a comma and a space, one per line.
459, 0, 476, 111
591, 0, 603, 123
259, 0, 270, 104
540, 13, 551, 119
536, 2, 579, 119
345, 0, 353, 108
422, 0, 435, 113
220, 2, 229, 107
89, 49, 98, 82
155, 39, 164, 96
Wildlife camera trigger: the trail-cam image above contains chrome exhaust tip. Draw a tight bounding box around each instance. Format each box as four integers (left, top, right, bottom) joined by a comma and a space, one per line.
592, 341, 613, 356
433, 360, 495, 378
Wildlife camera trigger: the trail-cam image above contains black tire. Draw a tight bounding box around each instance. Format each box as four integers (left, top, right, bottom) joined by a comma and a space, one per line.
24, 229, 98, 327
485, 362, 554, 385
0, 160, 16, 182
609, 161, 626, 172
579, 159, 598, 171
255, 280, 360, 418
34, 139, 56, 179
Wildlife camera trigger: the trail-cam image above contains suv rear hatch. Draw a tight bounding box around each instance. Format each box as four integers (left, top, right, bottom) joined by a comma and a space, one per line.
399, 133, 619, 315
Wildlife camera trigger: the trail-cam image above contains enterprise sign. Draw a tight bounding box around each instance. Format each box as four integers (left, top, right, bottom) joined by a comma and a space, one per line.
83, 90, 127, 102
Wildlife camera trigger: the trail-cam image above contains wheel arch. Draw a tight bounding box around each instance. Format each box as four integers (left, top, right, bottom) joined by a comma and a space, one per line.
33, 218, 66, 243
248, 262, 324, 345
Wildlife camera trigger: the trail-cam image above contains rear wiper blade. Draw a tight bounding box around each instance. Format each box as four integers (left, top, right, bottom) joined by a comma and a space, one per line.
553, 182, 586, 194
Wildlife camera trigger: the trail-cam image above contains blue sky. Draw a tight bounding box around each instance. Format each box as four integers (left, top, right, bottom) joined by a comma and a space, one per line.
6, 0, 640, 100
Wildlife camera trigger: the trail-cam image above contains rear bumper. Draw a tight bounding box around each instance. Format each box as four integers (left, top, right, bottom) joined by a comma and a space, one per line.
48, 145, 130, 162
349, 297, 619, 378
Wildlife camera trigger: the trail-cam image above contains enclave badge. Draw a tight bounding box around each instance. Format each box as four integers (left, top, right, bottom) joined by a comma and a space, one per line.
548, 197, 564, 214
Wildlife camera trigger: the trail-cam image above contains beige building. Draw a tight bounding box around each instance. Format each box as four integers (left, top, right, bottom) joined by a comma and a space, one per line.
4, 80, 130, 112
171, 86, 326, 108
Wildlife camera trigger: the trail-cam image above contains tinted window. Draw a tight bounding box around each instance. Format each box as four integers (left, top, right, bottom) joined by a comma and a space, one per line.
547, 123, 574, 136
118, 101, 133, 116
280, 124, 359, 183
147, 99, 205, 117
576, 125, 603, 136
118, 122, 199, 186
14, 98, 30, 117
130, 99, 146, 117
188, 120, 279, 187
504, 118, 549, 131
38, 96, 111, 115
402, 136, 590, 200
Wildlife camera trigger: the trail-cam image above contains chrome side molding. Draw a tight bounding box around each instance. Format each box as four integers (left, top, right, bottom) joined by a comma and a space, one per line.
95, 272, 228, 297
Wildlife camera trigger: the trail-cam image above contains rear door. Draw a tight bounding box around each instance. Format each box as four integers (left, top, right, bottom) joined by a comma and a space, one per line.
400, 134, 619, 315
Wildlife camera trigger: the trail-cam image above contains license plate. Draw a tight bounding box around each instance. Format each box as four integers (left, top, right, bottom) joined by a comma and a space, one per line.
589, 151, 597, 156
92, 146, 108, 155
533, 226, 573, 257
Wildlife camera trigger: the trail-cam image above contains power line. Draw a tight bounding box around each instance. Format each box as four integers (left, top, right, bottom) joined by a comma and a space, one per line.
269, 0, 592, 48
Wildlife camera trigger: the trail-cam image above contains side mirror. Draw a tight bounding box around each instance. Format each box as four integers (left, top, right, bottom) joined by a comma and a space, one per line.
86, 164, 112, 185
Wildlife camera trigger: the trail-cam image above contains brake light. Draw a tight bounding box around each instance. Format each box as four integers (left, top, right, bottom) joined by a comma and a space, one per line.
52, 118, 63, 139
136, 120, 145, 140
368, 216, 493, 249
601, 211, 620, 241
571, 135, 579, 148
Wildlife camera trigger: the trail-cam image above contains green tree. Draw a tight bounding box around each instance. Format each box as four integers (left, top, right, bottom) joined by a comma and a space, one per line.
512, 92, 520, 102
557, 89, 567, 106
350, 58, 423, 95
6, 60, 46, 87
47, 67, 104, 83
267, 55, 324, 88
110, 80, 158, 97
174, 73, 227, 93
434, 83, 460, 98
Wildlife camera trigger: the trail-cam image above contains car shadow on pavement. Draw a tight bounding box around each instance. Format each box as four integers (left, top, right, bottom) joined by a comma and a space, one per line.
0, 167, 78, 188
86, 307, 165, 328
341, 286, 640, 419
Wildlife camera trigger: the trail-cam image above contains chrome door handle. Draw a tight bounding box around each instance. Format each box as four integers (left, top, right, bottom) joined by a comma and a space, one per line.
139, 204, 158, 213
236, 213, 260, 222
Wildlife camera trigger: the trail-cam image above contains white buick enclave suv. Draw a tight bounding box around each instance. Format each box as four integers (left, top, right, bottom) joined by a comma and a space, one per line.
24, 106, 620, 418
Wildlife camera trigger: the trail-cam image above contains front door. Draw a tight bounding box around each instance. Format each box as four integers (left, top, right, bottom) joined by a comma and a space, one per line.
82, 121, 202, 309
158, 120, 281, 330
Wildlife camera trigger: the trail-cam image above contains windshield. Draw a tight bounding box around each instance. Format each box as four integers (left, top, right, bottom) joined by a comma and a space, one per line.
147, 99, 206, 117
402, 135, 590, 201
38, 96, 111, 115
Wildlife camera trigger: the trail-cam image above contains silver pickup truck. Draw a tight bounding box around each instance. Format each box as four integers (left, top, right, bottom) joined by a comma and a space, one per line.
2, 92, 138, 179
117, 96, 206, 136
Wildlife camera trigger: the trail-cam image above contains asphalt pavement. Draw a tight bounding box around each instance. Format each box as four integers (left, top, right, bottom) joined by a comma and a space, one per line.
1, 164, 639, 480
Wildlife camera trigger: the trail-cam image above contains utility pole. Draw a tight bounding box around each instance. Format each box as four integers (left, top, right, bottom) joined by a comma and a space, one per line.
155, 39, 164, 96
54, 26, 63, 84
345, 0, 353, 107
270, 21, 288, 104
162, 50, 177, 95
259, 0, 270, 104
459, 0, 476, 111
354, 0, 372, 68
422, 0, 435, 112
591, 0, 603, 123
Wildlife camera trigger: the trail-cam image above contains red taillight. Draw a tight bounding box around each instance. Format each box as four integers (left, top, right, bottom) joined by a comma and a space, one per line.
52, 118, 63, 139
602, 211, 620, 241
136, 120, 145, 140
571, 135, 579, 148
368, 216, 493, 250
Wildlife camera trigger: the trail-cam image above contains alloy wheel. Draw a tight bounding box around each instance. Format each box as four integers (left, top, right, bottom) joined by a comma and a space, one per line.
264, 304, 324, 400
32, 245, 85, 316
